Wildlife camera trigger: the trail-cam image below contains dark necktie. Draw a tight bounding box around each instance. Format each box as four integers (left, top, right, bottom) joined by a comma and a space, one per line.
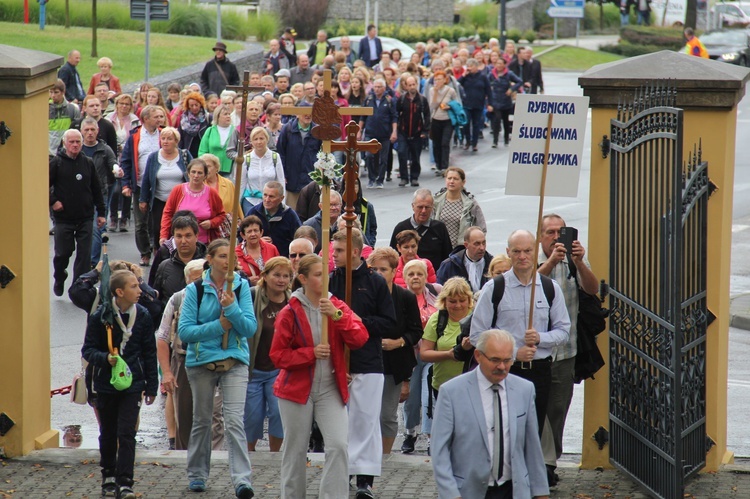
491, 383, 504, 484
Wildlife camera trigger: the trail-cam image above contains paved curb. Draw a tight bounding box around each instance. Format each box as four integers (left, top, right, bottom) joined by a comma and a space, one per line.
16, 448, 750, 471
730, 293, 750, 331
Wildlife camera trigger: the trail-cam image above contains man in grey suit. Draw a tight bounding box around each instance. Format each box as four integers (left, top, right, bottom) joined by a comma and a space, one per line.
431, 329, 549, 499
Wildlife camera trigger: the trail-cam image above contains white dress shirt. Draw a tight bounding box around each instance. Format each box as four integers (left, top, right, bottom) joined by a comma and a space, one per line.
476, 369, 511, 485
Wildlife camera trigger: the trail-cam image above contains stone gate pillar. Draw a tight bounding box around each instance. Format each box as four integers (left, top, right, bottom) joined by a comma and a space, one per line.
578, 51, 750, 472
0, 45, 63, 457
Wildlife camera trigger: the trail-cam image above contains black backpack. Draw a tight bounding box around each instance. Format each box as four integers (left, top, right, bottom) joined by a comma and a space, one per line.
568, 266, 608, 383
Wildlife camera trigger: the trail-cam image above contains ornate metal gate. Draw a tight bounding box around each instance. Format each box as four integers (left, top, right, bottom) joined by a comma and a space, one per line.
607, 82, 714, 499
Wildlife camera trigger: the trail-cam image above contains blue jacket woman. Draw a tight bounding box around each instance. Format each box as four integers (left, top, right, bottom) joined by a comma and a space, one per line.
179, 269, 257, 368
488, 66, 523, 111
177, 239, 257, 497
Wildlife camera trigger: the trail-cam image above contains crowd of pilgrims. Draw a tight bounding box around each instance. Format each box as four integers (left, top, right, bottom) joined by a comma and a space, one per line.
52, 30, 545, 499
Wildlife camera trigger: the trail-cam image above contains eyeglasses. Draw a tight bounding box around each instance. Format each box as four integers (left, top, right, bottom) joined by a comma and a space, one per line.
479, 351, 513, 366
289, 253, 309, 259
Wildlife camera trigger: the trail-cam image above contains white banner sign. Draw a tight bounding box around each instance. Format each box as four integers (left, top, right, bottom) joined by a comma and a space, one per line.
505, 94, 590, 198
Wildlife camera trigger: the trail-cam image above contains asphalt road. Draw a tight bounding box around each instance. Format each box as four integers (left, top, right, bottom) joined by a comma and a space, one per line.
49, 70, 750, 458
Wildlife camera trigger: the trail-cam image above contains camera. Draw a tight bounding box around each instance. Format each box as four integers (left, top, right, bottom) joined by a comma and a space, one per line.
557, 226, 578, 255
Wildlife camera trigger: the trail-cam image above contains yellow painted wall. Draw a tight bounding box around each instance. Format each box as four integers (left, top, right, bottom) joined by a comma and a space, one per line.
582, 107, 736, 471
0, 91, 57, 456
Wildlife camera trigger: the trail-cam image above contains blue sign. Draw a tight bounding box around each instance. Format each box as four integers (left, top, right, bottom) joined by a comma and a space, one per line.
548, 0, 585, 18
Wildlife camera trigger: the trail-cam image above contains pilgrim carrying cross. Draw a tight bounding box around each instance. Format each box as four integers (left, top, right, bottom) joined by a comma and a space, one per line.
281, 69, 380, 343
215, 70, 265, 350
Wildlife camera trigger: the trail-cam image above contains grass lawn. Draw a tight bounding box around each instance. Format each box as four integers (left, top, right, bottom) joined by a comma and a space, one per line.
0, 22, 244, 85
535, 45, 624, 71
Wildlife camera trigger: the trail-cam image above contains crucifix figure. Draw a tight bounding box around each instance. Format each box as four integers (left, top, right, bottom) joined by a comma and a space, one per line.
280, 69, 376, 344
214, 70, 264, 349
330, 121, 381, 305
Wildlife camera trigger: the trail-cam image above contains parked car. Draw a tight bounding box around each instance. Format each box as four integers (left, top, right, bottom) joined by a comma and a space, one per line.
711, 2, 750, 28
329, 35, 415, 60
699, 29, 750, 65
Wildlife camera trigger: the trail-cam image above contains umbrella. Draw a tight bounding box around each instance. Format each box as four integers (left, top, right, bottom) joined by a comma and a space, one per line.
98, 235, 116, 327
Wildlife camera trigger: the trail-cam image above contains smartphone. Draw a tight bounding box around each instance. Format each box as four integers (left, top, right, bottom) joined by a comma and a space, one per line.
558, 226, 578, 255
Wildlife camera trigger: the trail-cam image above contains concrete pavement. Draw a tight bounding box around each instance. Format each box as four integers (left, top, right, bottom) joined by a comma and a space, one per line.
2, 448, 749, 498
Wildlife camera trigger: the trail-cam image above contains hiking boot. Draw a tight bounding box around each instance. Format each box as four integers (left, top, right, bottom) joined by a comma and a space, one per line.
101, 477, 117, 497
355, 485, 375, 498
235, 483, 255, 498
117, 485, 136, 499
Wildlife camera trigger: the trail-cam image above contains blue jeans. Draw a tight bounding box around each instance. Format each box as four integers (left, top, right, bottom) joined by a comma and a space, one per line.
637, 10, 650, 25
244, 369, 283, 441
186, 363, 252, 490
402, 356, 432, 435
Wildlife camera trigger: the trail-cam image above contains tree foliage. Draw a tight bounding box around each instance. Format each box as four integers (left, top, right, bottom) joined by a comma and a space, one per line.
279, 0, 330, 39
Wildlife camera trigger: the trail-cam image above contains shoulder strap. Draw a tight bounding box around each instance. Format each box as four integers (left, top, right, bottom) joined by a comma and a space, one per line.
539, 274, 555, 331
540, 274, 555, 306
213, 59, 229, 85
490, 274, 505, 328
436, 309, 449, 339
194, 278, 205, 311
195, 276, 242, 310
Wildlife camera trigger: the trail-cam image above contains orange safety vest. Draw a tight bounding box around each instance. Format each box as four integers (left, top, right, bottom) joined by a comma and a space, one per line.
685, 37, 709, 59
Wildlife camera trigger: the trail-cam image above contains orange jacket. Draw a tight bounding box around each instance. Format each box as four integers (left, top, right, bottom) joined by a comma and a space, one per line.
685, 37, 709, 58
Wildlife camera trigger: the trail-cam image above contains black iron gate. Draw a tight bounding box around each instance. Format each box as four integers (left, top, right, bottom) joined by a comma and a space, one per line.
607, 82, 714, 499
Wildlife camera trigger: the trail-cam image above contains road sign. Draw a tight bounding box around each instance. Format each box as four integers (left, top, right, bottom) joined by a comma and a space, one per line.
130, 0, 170, 21
547, 0, 585, 19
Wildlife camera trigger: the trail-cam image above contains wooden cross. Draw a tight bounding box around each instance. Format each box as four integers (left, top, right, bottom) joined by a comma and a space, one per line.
218, 70, 265, 350
330, 121, 381, 306
280, 69, 376, 344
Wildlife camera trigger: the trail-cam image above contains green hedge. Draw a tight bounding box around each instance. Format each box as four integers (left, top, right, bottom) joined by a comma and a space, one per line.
620, 25, 684, 49
325, 19, 500, 44
0, 0, 279, 41
600, 40, 672, 57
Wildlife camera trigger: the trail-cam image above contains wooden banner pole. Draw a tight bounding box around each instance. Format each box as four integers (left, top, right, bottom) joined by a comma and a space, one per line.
527, 112, 554, 334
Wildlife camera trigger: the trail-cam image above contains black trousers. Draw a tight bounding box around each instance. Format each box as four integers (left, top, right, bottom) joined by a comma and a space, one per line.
149, 197, 167, 251
53, 218, 93, 284
397, 134, 423, 181
463, 107, 485, 147
490, 109, 513, 144
97, 391, 142, 487
110, 179, 131, 222
485, 481, 513, 499
431, 119, 453, 172
510, 359, 552, 437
